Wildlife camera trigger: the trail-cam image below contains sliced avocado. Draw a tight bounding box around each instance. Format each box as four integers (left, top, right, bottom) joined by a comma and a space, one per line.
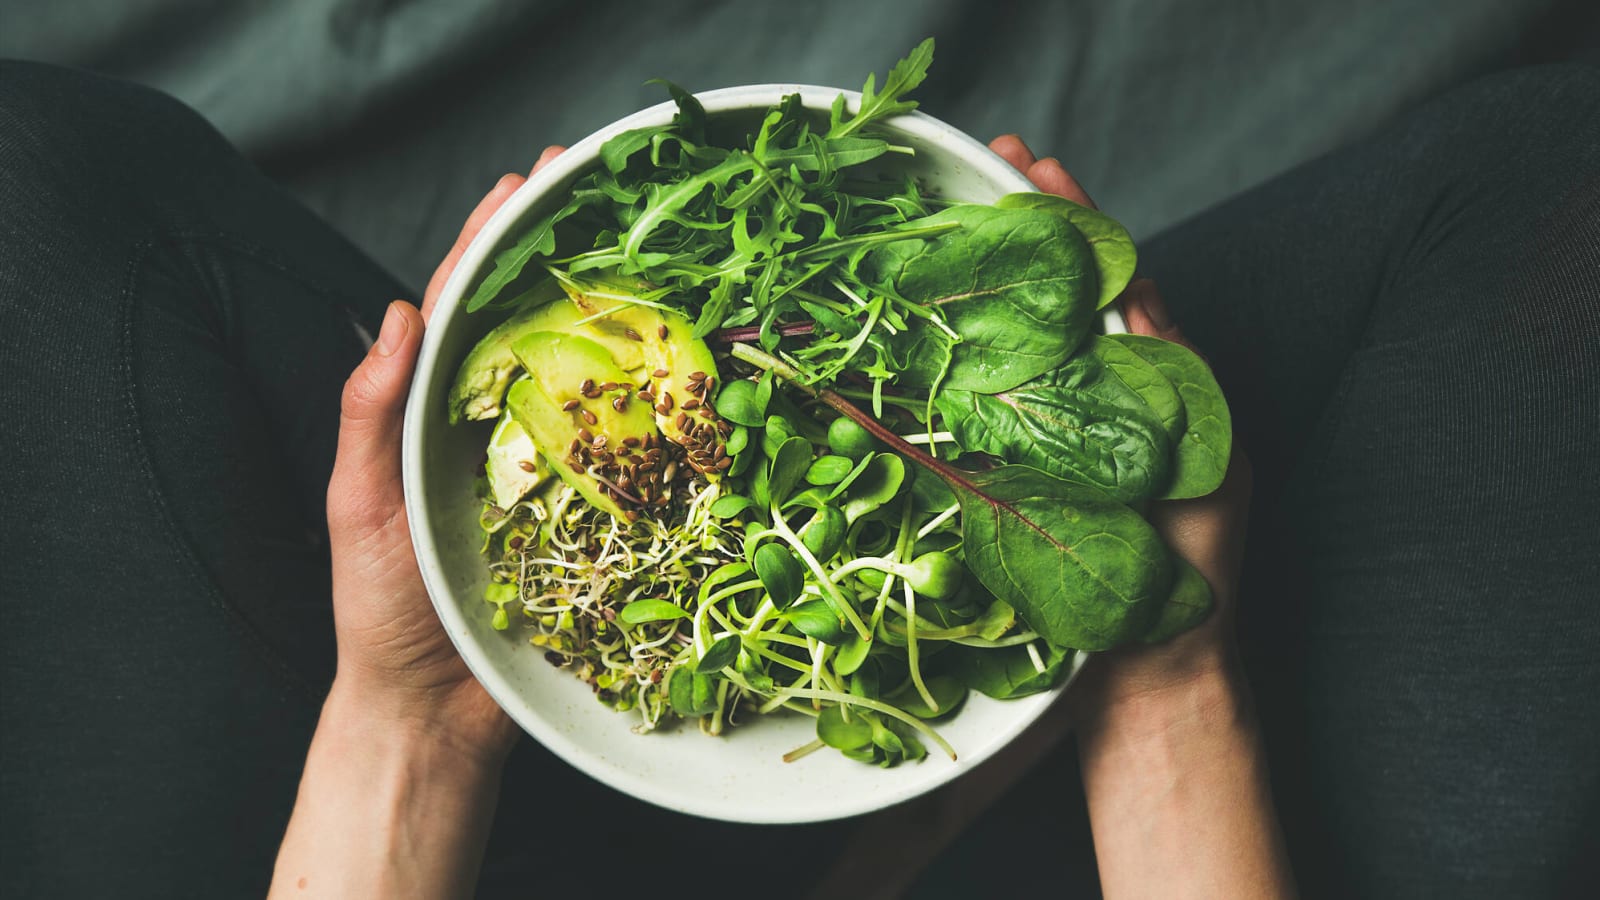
505, 331, 658, 521
447, 280, 565, 424
484, 405, 548, 509
447, 280, 647, 424
560, 276, 727, 474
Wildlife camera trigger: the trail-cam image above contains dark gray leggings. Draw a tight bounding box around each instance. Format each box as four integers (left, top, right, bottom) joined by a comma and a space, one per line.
2, 60, 1596, 898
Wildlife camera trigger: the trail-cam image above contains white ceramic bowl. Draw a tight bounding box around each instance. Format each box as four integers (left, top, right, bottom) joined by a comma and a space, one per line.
403, 84, 1122, 824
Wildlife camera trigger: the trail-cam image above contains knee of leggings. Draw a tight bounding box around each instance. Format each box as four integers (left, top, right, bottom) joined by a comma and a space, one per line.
1375, 64, 1600, 334
0, 60, 232, 215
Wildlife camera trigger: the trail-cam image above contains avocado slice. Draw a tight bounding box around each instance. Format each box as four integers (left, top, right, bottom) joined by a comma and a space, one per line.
484, 406, 548, 509
559, 275, 728, 474
506, 331, 658, 521
447, 281, 648, 424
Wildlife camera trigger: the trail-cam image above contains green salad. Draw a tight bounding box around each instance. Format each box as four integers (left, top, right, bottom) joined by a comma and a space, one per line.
447, 39, 1231, 766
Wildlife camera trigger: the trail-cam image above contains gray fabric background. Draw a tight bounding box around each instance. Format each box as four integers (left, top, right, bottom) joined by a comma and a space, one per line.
6, 0, 1596, 292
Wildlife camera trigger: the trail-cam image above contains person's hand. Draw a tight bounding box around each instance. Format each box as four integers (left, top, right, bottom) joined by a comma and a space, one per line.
322, 145, 568, 766
988, 134, 1253, 719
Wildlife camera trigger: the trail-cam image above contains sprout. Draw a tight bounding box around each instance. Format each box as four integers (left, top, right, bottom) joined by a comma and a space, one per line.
830, 551, 964, 600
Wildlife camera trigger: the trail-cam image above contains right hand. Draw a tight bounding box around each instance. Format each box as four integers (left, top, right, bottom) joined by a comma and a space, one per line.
987, 134, 1254, 715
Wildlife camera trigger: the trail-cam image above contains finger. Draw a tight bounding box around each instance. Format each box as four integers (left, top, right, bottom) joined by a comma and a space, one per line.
421, 173, 528, 320
988, 134, 1037, 171
1026, 157, 1095, 208
1120, 277, 1203, 355
530, 144, 565, 176
329, 300, 425, 537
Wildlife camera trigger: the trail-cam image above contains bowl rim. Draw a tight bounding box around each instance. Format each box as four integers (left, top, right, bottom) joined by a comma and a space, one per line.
403, 83, 1106, 823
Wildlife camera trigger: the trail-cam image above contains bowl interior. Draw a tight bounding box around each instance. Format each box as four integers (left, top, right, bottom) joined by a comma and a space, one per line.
403, 85, 1115, 823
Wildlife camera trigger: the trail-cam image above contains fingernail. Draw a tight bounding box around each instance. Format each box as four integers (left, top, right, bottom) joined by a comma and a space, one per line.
374, 302, 408, 356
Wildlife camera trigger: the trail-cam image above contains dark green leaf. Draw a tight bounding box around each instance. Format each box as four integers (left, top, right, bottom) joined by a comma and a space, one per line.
1141, 555, 1213, 643
618, 599, 690, 624
827, 416, 879, 460
798, 506, 848, 561
600, 125, 670, 174
1104, 334, 1232, 499
714, 378, 766, 427
787, 600, 846, 643
996, 193, 1136, 309
948, 640, 1076, 699
696, 634, 741, 673
708, 495, 755, 519
753, 542, 806, 609
816, 705, 872, 750
950, 465, 1170, 650
464, 193, 599, 313
668, 667, 719, 716
863, 205, 1098, 392
1085, 335, 1185, 438
936, 359, 1171, 503
842, 453, 906, 523
887, 675, 968, 720
831, 37, 935, 138
806, 455, 856, 485
972, 597, 1016, 640
833, 631, 872, 676
767, 436, 814, 505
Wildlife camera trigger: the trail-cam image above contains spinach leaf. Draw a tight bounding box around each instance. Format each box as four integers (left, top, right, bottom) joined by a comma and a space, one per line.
948, 640, 1076, 699
1104, 334, 1232, 499
862, 204, 1098, 392
996, 193, 1136, 309
1085, 335, 1185, 438
952, 466, 1171, 650
1141, 555, 1213, 644
936, 362, 1170, 503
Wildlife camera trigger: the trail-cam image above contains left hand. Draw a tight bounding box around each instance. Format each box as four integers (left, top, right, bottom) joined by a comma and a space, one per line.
322, 146, 567, 765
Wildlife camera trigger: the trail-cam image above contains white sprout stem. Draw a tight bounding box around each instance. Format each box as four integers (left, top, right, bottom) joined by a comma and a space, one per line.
768, 504, 873, 642
1026, 641, 1047, 675
897, 431, 956, 446
782, 738, 828, 763
903, 580, 939, 713
773, 688, 957, 761
915, 502, 961, 540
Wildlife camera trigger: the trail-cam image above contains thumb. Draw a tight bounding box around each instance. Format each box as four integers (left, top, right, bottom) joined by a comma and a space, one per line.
329, 300, 424, 536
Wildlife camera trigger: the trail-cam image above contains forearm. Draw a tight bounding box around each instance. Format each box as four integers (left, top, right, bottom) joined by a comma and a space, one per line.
1074, 656, 1296, 900
269, 681, 508, 899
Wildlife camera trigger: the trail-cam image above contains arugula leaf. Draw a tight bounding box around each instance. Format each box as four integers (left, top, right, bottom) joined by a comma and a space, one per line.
831, 38, 935, 138
464, 191, 601, 312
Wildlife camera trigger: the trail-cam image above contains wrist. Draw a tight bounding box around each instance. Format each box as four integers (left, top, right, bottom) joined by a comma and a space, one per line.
323, 672, 519, 773
1069, 638, 1250, 747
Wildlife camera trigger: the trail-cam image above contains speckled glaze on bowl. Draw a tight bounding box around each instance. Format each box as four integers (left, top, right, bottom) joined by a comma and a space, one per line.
402, 84, 1123, 824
